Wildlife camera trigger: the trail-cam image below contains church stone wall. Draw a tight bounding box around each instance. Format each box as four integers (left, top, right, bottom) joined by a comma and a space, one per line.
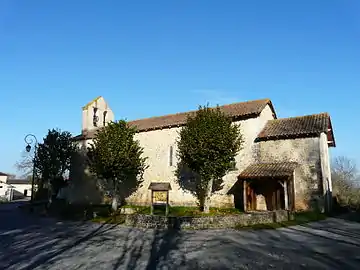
210, 104, 275, 207
127, 104, 275, 207
68, 105, 277, 208
254, 137, 323, 210
67, 139, 104, 204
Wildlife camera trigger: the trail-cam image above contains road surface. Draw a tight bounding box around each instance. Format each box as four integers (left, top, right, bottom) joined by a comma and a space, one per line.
0, 203, 359, 269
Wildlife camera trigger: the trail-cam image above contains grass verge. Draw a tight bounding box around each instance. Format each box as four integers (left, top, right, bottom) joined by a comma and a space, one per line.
119, 205, 242, 216
92, 213, 126, 224
168, 206, 242, 216
91, 205, 243, 223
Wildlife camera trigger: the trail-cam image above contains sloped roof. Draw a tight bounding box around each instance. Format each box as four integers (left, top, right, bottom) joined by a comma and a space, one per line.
148, 182, 172, 191
257, 113, 335, 147
130, 98, 275, 132
0, 172, 10, 176
238, 162, 299, 179
6, 179, 30, 185
74, 98, 276, 140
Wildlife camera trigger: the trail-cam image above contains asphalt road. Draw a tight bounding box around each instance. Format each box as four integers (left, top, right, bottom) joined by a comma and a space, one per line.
0, 203, 359, 270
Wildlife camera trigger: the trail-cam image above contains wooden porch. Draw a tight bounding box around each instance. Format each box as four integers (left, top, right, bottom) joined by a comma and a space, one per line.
237, 162, 298, 212
243, 178, 295, 211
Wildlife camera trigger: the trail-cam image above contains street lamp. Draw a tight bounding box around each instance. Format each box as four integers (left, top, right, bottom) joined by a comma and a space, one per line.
24, 134, 38, 202
25, 144, 31, 153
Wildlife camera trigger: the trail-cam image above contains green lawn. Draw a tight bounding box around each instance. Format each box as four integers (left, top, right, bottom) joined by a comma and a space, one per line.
120, 205, 242, 216
91, 205, 327, 229
91, 205, 242, 223
168, 206, 242, 216
92, 213, 126, 224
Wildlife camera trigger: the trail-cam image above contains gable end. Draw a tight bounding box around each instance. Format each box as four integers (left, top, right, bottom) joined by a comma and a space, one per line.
256, 113, 336, 147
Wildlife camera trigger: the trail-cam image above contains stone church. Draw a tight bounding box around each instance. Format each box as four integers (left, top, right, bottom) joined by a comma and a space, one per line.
70, 96, 335, 212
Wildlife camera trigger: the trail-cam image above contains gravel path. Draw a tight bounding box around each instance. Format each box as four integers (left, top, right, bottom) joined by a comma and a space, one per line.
0, 204, 360, 269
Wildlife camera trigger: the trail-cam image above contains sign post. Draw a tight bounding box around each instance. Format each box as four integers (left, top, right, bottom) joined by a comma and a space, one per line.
148, 182, 172, 216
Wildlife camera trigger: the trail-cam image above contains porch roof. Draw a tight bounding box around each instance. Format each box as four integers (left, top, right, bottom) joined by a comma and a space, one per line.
256, 113, 336, 147
238, 162, 298, 179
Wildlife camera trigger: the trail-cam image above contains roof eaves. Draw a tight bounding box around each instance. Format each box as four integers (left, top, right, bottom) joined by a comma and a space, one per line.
263, 98, 277, 119
82, 96, 102, 111
256, 132, 322, 142
73, 98, 275, 139
238, 162, 299, 179
326, 114, 336, 148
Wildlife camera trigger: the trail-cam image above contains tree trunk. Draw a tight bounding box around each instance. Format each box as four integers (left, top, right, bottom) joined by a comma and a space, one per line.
112, 196, 119, 211
203, 178, 214, 213
112, 177, 119, 211
47, 179, 52, 206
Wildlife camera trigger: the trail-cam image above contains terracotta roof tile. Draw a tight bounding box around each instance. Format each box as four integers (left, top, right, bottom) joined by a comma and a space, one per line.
74, 98, 275, 140
257, 113, 335, 146
238, 162, 299, 179
129, 98, 273, 131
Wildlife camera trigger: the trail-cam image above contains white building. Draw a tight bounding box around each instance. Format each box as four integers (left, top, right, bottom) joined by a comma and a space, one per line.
0, 172, 32, 200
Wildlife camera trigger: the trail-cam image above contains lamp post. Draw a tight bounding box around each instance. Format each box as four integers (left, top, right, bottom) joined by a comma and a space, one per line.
25, 134, 38, 202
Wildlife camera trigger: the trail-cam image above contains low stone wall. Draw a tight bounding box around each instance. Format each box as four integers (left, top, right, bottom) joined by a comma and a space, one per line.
125, 210, 294, 229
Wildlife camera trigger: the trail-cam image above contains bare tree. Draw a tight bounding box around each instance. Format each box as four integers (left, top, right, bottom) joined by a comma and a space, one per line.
332, 156, 360, 209
15, 150, 34, 178
333, 156, 357, 180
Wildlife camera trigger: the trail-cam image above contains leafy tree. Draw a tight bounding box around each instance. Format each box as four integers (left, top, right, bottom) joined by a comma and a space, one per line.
87, 120, 148, 211
177, 105, 244, 213
34, 129, 76, 200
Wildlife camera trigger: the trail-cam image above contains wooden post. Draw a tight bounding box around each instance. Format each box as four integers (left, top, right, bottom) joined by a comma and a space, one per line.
151, 190, 154, 215
148, 182, 171, 216
243, 180, 247, 212
165, 191, 169, 216
284, 180, 289, 210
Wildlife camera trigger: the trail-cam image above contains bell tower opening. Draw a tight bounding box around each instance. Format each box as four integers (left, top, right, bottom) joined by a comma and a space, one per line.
81, 96, 114, 133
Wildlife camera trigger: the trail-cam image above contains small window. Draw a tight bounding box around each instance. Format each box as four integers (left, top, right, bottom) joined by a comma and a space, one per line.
169, 145, 174, 167
103, 111, 108, 126
229, 161, 237, 171
93, 107, 99, 127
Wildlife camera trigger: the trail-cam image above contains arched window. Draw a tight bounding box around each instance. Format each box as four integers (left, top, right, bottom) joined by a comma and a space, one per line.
169, 145, 174, 167
93, 107, 99, 127
103, 110, 108, 126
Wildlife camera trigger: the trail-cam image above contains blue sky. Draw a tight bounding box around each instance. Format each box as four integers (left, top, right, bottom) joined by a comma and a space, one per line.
0, 1, 359, 176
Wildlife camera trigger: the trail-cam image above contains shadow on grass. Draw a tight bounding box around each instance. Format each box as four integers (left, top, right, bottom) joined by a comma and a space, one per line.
119, 204, 243, 217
